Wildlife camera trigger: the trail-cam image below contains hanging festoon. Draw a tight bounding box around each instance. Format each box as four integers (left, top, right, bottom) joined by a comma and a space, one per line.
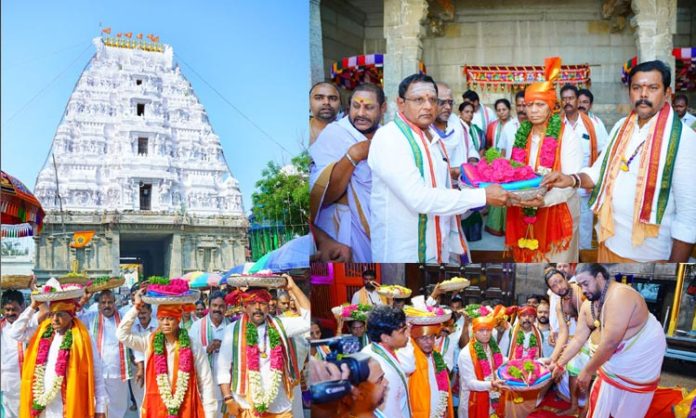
463, 64, 591, 93
330, 53, 427, 90
0, 170, 45, 238
621, 48, 695, 91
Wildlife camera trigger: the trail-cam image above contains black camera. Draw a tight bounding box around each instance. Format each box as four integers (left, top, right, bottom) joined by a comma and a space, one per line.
310, 336, 372, 404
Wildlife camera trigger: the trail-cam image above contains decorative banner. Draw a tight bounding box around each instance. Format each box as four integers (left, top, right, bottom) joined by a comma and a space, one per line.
1, 223, 34, 238
621, 48, 696, 91
330, 53, 426, 90
70, 231, 95, 248
463, 64, 591, 92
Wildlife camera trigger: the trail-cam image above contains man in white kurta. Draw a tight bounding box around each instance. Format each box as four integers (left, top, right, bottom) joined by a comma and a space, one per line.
115, 303, 218, 418
368, 74, 510, 263
1, 290, 31, 417
433, 83, 478, 181
463, 90, 497, 135
129, 303, 157, 410
12, 300, 108, 417
188, 292, 228, 413
79, 290, 132, 418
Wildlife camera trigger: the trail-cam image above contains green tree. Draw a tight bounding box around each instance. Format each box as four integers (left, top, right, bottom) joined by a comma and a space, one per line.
251, 151, 309, 236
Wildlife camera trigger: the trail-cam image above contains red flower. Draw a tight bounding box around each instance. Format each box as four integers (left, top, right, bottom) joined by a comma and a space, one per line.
55, 350, 69, 376
178, 348, 193, 373
37, 339, 51, 364
270, 346, 284, 370
523, 216, 537, 224
247, 345, 260, 371
539, 137, 558, 168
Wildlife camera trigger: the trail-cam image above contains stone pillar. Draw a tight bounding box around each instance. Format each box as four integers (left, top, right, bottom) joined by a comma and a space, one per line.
310, 0, 326, 85
110, 231, 120, 276
170, 233, 182, 277
383, 0, 429, 121
631, 0, 677, 85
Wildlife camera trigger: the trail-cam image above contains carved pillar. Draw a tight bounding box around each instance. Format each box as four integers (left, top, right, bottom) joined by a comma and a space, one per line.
110, 232, 120, 276
383, 0, 429, 121
170, 233, 182, 278
631, 0, 677, 84
310, 0, 326, 84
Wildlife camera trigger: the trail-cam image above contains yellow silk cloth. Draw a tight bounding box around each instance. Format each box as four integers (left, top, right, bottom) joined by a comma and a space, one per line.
20, 318, 96, 418
408, 338, 454, 418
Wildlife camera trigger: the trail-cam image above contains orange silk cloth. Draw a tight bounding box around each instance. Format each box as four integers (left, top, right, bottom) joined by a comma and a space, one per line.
408, 339, 454, 418
467, 342, 504, 418
20, 318, 97, 418
525, 57, 561, 109
142, 332, 206, 418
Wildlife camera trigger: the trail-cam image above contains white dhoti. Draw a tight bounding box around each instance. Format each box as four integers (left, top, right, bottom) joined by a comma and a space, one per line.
586, 315, 665, 418
1, 389, 19, 418
105, 377, 131, 418
130, 379, 144, 410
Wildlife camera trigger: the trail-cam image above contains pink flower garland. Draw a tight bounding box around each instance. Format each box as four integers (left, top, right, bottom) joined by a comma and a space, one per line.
538, 137, 558, 168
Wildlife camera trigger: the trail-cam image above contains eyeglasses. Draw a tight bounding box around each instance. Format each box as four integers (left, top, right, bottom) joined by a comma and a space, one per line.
404, 97, 438, 107
437, 99, 454, 107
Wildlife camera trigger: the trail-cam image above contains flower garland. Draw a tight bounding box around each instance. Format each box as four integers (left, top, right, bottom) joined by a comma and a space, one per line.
514, 330, 538, 360
31, 325, 73, 416
246, 320, 284, 415
473, 337, 503, 379
432, 351, 450, 418
463, 304, 492, 319
340, 304, 372, 322
153, 330, 193, 418
510, 113, 561, 251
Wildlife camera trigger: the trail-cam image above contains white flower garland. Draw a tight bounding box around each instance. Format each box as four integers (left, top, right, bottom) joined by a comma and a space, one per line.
432, 390, 449, 418
32, 364, 65, 407
248, 369, 283, 409
155, 371, 190, 410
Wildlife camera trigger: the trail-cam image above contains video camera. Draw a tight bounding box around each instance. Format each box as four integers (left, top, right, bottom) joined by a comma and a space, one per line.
309, 335, 371, 404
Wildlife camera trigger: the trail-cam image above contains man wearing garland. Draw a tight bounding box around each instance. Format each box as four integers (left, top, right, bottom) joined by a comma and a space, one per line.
550, 264, 666, 417
543, 60, 696, 262
399, 304, 454, 418
457, 313, 505, 418
189, 291, 228, 412
217, 275, 310, 417
79, 290, 133, 418
507, 57, 582, 262
116, 279, 217, 417
1, 290, 30, 417
130, 302, 157, 411
503, 305, 542, 361
368, 73, 511, 263
12, 280, 107, 418
362, 305, 412, 417
560, 84, 609, 251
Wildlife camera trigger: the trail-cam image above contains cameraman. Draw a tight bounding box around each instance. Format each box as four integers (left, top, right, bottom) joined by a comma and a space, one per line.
309, 357, 388, 418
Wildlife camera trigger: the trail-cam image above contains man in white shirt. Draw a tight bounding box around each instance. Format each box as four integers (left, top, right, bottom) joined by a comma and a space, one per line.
463, 89, 497, 135
1, 290, 31, 417
561, 84, 609, 250
361, 305, 412, 418
543, 60, 696, 262
129, 302, 157, 411
189, 291, 228, 413
577, 88, 610, 143
218, 276, 310, 417
673, 93, 696, 130
79, 290, 132, 418
499, 91, 527, 159
368, 74, 511, 263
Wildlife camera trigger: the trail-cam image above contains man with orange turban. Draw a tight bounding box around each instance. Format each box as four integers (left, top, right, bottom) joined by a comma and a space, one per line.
507, 57, 582, 262
116, 279, 218, 417
11, 280, 107, 418
457, 314, 506, 418
217, 275, 311, 417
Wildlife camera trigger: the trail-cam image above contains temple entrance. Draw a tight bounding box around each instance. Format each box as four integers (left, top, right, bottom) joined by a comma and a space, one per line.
119, 234, 171, 279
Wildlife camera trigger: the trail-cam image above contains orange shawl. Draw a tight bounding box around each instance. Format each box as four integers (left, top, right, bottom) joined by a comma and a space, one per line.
467, 342, 504, 418
505, 121, 573, 262
408, 339, 454, 418
20, 318, 96, 418
142, 332, 206, 418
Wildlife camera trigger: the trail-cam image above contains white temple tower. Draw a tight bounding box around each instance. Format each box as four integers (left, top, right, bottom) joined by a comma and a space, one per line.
33, 35, 248, 280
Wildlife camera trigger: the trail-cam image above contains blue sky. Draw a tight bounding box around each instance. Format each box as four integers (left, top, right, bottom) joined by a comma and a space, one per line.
1, 0, 309, 215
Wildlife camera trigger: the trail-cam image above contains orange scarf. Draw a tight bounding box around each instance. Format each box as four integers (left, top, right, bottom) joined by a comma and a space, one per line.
142, 332, 206, 418
579, 112, 599, 165
20, 318, 96, 418
505, 122, 573, 262
408, 339, 454, 418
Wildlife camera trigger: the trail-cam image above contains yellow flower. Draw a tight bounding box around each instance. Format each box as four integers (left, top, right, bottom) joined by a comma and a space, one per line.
514, 396, 524, 404
517, 238, 527, 249
528, 239, 539, 250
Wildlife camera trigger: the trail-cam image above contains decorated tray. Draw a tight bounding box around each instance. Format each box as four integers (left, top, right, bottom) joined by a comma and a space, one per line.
0, 274, 33, 289
438, 277, 471, 292
32, 287, 84, 302
58, 273, 90, 286
141, 291, 200, 305
225, 274, 287, 289
403, 305, 451, 325
87, 276, 125, 293
332, 304, 372, 321
496, 359, 552, 392
377, 285, 412, 298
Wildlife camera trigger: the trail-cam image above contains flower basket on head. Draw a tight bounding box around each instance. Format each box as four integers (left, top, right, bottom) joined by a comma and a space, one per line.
332, 304, 372, 322
438, 277, 471, 293
141, 277, 200, 305
496, 359, 552, 392
58, 272, 90, 286
404, 305, 452, 325
377, 285, 412, 299
462, 304, 493, 319
31, 279, 85, 302
87, 276, 125, 293
225, 274, 287, 289
0, 274, 33, 289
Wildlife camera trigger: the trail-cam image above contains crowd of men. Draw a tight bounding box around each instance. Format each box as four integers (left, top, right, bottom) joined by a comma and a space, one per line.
0, 277, 311, 418
309, 59, 696, 264
310, 263, 667, 418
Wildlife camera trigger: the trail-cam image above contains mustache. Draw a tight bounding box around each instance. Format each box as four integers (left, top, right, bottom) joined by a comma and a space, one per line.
578, 106, 587, 111
635, 99, 653, 108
